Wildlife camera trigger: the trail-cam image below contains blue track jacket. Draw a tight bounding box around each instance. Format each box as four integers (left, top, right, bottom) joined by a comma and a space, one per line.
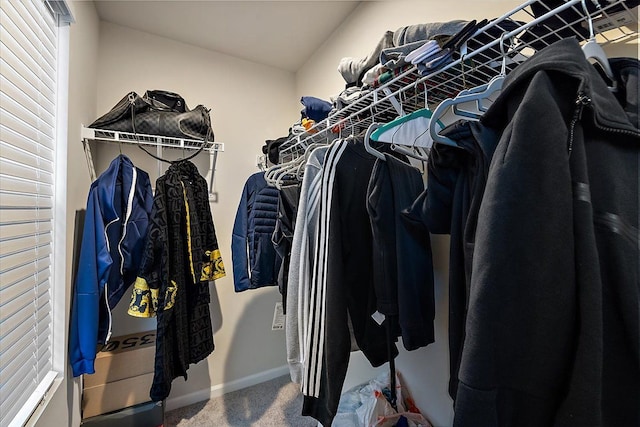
69, 155, 153, 376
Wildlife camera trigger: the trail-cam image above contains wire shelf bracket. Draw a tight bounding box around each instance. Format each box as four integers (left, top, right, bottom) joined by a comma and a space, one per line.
81, 125, 224, 201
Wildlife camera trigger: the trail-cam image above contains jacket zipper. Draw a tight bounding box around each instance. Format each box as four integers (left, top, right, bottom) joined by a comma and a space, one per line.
568, 92, 640, 155
591, 118, 640, 138
568, 93, 591, 156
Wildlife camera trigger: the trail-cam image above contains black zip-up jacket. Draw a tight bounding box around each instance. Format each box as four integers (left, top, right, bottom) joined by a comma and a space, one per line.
403, 120, 499, 400
454, 38, 639, 427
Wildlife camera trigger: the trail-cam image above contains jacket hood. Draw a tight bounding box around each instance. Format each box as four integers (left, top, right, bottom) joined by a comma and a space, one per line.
482, 38, 639, 138
94, 154, 136, 224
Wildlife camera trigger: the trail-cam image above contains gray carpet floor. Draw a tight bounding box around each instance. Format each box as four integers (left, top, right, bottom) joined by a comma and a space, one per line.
165, 375, 318, 426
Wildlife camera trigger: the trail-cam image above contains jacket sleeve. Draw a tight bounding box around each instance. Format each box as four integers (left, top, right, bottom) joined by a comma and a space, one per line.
69, 189, 112, 377
128, 184, 164, 318
198, 177, 226, 283
285, 165, 314, 383
231, 178, 251, 291
455, 72, 578, 426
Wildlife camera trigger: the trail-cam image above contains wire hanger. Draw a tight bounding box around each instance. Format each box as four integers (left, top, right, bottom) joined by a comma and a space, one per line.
429, 32, 512, 147
451, 32, 509, 120
580, 0, 617, 90
371, 83, 443, 150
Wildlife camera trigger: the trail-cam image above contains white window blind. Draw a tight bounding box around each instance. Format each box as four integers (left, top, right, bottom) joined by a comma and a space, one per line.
0, 0, 58, 426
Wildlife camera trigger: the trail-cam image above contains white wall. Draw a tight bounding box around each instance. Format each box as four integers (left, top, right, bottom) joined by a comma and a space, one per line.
295, 2, 639, 426
92, 20, 300, 410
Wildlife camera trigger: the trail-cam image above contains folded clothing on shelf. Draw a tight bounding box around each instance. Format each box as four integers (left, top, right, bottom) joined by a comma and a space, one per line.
338, 21, 468, 87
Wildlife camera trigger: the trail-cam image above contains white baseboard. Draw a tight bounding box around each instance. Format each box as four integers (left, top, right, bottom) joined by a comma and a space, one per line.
165, 365, 290, 411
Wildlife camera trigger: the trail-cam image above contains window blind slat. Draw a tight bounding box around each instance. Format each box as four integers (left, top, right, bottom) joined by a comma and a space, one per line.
0, 30, 55, 97
0, 233, 51, 259
36, 307, 51, 332
0, 213, 53, 230
0, 55, 55, 118
0, 259, 48, 286
0, 43, 55, 109
36, 285, 50, 308
37, 347, 51, 374
2, 3, 56, 69
0, 313, 35, 358
0, 268, 50, 305
0, 142, 54, 174
0, 287, 37, 326
1, 79, 55, 128
0, 76, 55, 127
0, 221, 52, 241
15, 0, 56, 52
0, 339, 34, 382
0, 233, 52, 259
0, 176, 53, 197
0, 102, 54, 141
0, 158, 53, 185
0, 192, 53, 210
0, 58, 55, 115
0, 362, 37, 422
0, 124, 54, 162
1, 382, 35, 427
1, 0, 57, 424
0, 106, 55, 146
0, 17, 55, 96
0, 244, 51, 276
1, 0, 56, 80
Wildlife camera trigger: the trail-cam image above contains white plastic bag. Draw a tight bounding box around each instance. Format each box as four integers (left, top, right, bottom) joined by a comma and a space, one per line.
334, 370, 432, 427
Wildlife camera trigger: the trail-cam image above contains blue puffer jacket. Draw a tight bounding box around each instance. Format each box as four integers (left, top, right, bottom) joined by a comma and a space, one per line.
231, 172, 281, 292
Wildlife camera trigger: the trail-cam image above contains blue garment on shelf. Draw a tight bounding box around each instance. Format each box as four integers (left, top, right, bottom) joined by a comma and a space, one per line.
300, 96, 332, 122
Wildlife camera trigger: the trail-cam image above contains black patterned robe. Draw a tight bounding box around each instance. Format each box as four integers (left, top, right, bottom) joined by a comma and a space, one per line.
128, 160, 225, 401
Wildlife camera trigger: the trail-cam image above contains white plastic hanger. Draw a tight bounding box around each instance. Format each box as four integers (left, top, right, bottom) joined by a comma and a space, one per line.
581, 0, 617, 90
371, 82, 442, 150
429, 33, 510, 147
364, 122, 386, 160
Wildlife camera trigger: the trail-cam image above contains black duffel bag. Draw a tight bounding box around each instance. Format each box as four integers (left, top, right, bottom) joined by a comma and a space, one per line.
89, 90, 214, 142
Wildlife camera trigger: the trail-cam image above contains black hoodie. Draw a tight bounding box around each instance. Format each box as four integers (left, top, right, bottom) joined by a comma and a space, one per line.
454, 38, 639, 427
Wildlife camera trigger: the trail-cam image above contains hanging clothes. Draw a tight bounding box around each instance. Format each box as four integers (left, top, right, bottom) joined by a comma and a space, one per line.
367, 153, 435, 351
302, 139, 397, 427
403, 119, 499, 400
286, 146, 329, 385
453, 39, 640, 426
70, 154, 153, 377
231, 171, 281, 292
128, 160, 225, 402
272, 182, 301, 311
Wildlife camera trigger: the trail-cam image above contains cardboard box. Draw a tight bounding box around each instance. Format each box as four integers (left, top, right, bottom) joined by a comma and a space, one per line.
84, 345, 155, 388
82, 374, 156, 419
82, 331, 157, 418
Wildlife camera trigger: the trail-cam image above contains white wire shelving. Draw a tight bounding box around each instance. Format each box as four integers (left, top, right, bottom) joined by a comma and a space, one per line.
81, 126, 224, 201
275, 0, 638, 164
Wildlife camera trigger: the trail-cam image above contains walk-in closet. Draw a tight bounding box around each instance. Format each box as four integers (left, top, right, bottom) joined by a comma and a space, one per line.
0, 1, 638, 426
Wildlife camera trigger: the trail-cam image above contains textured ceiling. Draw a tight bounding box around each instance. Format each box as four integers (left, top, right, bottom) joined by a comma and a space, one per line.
93, 1, 361, 72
